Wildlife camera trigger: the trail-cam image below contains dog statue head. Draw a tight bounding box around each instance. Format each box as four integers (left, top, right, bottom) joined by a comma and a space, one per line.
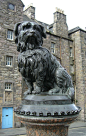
14, 21, 46, 52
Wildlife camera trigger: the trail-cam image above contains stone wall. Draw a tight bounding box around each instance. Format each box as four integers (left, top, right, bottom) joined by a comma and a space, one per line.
69, 30, 86, 121
80, 31, 86, 120
0, 0, 24, 128
43, 32, 72, 74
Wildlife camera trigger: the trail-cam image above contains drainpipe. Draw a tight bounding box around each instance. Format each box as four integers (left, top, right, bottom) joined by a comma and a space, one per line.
59, 37, 62, 64
73, 38, 76, 104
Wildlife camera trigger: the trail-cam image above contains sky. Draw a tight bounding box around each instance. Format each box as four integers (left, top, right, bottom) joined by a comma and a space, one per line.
21, 0, 86, 30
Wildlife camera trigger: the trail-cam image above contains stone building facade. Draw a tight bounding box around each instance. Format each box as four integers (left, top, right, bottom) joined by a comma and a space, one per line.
0, 0, 24, 128
0, 0, 86, 129
69, 28, 86, 120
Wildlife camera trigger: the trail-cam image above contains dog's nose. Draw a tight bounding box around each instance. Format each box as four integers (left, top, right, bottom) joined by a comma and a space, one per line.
30, 31, 35, 34
30, 28, 35, 33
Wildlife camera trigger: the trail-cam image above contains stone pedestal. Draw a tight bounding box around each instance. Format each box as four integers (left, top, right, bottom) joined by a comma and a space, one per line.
14, 95, 81, 136
16, 114, 78, 136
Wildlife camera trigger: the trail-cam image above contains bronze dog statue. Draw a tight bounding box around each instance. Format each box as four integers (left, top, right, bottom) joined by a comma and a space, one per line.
14, 21, 74, 101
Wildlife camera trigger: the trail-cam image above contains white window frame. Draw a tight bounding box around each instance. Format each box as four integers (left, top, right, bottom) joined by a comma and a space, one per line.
5, 83, 12, 90
51, 42, 55, 53
6, 56, 13, 66
4, 82, 13, 103
7, 29, 13, 40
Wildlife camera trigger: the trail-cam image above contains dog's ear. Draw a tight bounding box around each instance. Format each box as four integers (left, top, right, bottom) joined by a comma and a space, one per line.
14, 22, 21, 36
39, 25, 46, 38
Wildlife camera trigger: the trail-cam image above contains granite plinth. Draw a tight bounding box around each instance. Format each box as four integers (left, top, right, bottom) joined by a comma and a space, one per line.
16, 114, 78, 136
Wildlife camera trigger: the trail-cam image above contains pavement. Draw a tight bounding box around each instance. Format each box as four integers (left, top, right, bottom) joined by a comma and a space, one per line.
0, 121, 86, 136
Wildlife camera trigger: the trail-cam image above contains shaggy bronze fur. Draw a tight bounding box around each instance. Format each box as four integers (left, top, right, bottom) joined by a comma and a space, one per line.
14, 21, 74, 101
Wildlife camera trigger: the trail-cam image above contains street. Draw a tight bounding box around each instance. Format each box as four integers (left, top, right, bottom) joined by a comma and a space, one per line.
69, 127, 86, 136
0, 121, 86, 136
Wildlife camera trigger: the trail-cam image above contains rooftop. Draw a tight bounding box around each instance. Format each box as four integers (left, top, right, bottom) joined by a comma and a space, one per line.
68, 26, 86, 34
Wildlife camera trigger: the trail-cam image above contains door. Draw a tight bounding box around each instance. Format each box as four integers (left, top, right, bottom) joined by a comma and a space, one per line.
2, 107, 13, 129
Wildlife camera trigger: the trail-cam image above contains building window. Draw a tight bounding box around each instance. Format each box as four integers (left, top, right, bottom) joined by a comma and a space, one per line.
5, 83, 12, 90
47, 26, 49, 29
8, 3, 15, 11
7, 30, 13, 40
85, 38, 86, 44
70, 47, 72, 57
6, 56, 13, 66
5, 83, 13, 102
70, 65, 74, 74
5, 91, 13, 102
51, 43, 55, 53
85, 51, 86, 57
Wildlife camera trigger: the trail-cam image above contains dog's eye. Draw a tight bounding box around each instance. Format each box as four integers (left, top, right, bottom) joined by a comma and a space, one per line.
33, 25, 40, 32
33, 25, 36, 30
23, 25, 31, 30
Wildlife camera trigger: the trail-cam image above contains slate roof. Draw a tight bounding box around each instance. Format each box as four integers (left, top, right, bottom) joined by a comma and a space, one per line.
20, 0, 25, 7
68, 26, 86, 34
23, 15, 35, 22
23, 15, 52, 31
23, 13, 86, 35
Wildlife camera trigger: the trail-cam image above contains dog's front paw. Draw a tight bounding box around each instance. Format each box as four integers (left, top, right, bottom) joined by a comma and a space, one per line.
24, 89, 32, 95
32, 86, 42, 94
67, 87, 75, 101
48, 87, 61, 94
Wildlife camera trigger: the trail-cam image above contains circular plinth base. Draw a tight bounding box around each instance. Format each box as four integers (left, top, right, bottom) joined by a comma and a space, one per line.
16, 114, 78, 136
15, 95, 81, 117
14, 94, 81, 136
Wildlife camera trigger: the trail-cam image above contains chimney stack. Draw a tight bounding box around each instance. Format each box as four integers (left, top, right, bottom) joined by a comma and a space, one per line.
23, 3, 35, 20
53, 8, 68, 38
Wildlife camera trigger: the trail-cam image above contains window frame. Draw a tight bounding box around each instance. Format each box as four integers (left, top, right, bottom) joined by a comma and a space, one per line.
70, 65, 74, 74
4, 82, 13, 103
6, 56, 13, 67
8, 3, 16, 12
51, 42, 55, 54
5, 91, 13, 102
84, 38, 86, 44
70, 47, 73, 57
7, 29, 13, 40
5, 83, 12, 90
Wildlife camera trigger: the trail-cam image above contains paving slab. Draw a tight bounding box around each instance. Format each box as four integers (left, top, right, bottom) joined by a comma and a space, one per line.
0, 121, 86, 136
69, 121, 86, 128
0, 127, 26, 136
